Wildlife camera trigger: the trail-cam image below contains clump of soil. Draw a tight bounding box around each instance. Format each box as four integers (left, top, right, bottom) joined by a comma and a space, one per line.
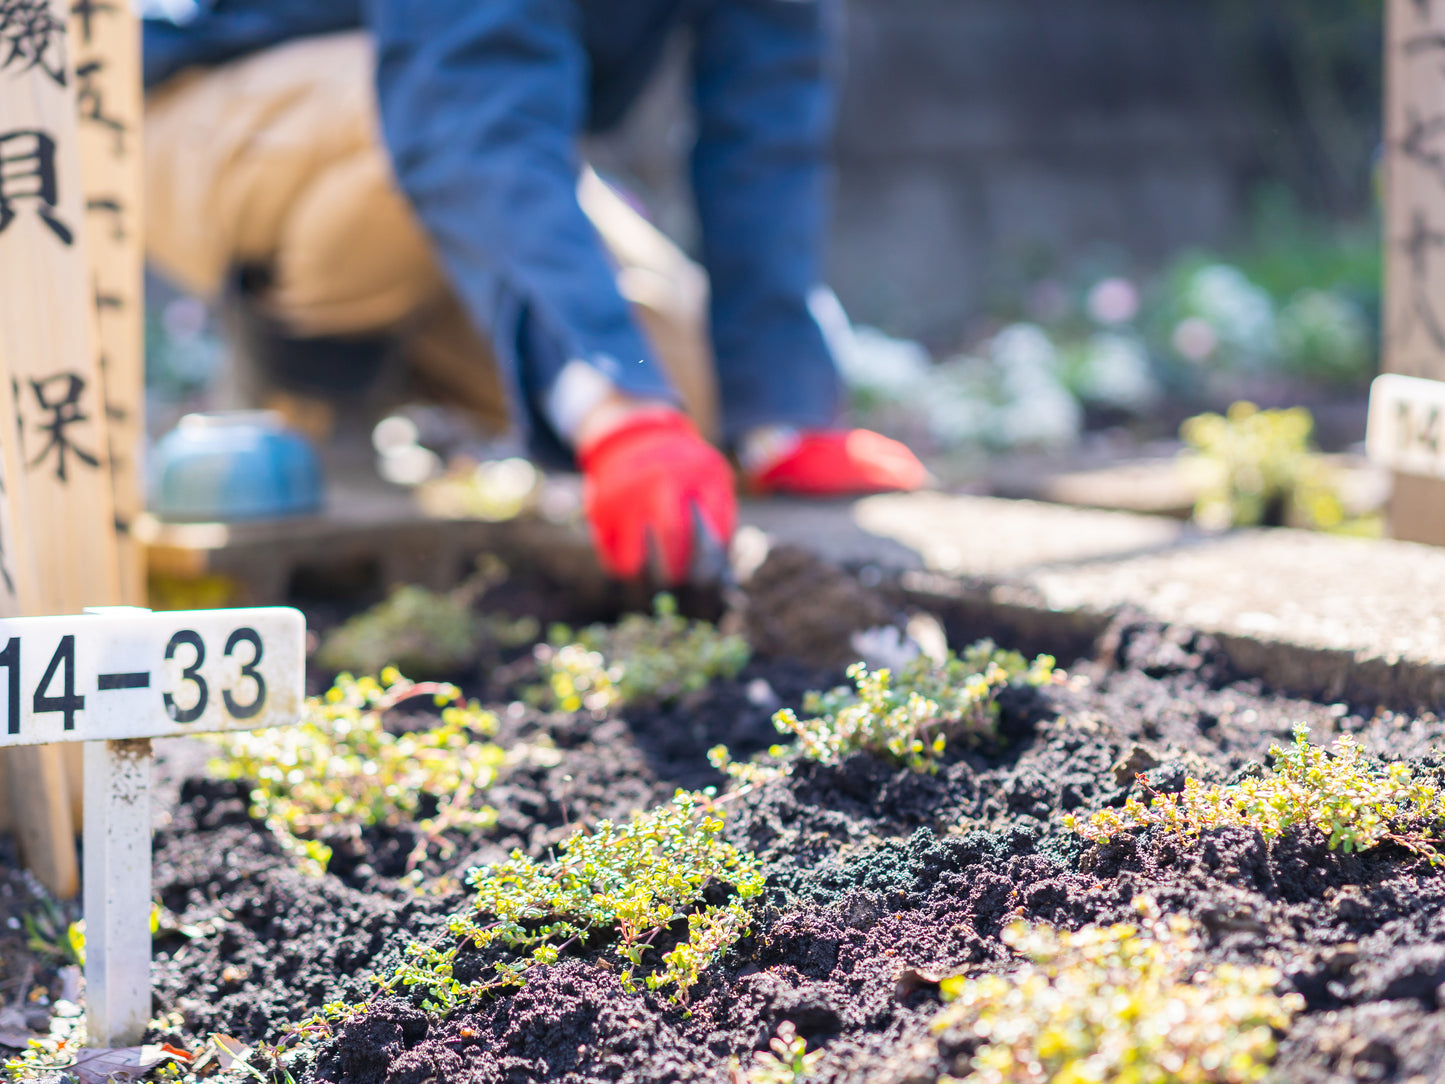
64, 568, 1445, 1084
738, 545, 897, 668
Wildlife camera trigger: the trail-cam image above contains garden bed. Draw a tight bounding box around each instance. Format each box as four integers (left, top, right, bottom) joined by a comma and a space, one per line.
16, 552, 1445, 1084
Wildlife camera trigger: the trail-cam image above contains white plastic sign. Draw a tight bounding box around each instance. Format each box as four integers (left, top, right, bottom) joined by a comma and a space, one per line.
1367, 372, 1445, 480
0, 605, 306, 1049
0, 607, 304, 747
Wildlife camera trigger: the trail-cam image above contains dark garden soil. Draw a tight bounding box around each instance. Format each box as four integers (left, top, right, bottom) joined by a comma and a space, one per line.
60, 560, 1445, 1083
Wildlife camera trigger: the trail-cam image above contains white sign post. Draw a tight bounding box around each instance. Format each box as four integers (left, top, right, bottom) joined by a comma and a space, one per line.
1368, 372, 1445, 479
0, 605, 305, 1048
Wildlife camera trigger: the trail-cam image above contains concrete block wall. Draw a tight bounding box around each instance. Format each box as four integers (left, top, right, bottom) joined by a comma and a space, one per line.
831, 1, 1255, 343
586, 1, 1266, 346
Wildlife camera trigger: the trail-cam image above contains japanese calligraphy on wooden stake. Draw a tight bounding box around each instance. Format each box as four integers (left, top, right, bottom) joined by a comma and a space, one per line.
1372, 0, 1445, 541
0, 0, 123, 900
0, 0, 121, 607
71, 0, 145, 606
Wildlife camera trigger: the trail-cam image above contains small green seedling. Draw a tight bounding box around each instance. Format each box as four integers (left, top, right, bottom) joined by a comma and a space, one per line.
532, 594, 750, 712
932, 898, 1302, 1084
741, 1021, 823, 1084
1065, 726, 1445, 862
210, 669, 505, 875
21, 897, 84, 968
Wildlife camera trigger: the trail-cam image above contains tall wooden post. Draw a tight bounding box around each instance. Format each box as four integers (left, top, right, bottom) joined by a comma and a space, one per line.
0, 0, 124, 898
1380, 0, 1445, 541
71, 0, 145, 606
66, 0, 147, 839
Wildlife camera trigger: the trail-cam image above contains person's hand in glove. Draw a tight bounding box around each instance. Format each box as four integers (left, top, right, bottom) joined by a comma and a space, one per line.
576, 406, 736, 584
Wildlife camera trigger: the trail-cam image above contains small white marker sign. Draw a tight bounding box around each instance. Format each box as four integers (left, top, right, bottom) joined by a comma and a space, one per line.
0, 607, 304, 747
8, 607, 306, 1051
1367, 372, 1445, 480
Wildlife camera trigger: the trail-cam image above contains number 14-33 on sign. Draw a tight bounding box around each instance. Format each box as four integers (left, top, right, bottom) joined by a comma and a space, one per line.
0, 607, 305, 746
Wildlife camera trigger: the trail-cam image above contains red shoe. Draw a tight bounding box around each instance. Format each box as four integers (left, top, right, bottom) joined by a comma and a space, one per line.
743, 428, 928, 497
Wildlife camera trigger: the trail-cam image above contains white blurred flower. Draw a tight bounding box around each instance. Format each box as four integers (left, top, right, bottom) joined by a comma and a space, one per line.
842, 327, 932, 401
476, 457, 539, 504
1275, 289, 1371, 382
810, 286, 931, 403
991, 323, 1059, 373
924, 357, 992, 447
1183, 264, 1275, 357
926, 328, 1081, 451
1077, 333, 1158, 409
995, 381, 1082, 449
1086, 277, 1141, 326
378, 444, 442, 486
991, 325, 1068, 412
373, 414, 421, 455
1172, 317, 1219, 363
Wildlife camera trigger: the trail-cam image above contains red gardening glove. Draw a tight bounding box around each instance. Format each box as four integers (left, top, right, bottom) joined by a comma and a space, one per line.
578, 410, 737, 583
746, 428, 928, 496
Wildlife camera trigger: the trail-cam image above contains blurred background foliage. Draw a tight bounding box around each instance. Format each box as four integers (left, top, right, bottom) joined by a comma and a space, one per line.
1207, 0, 1383, 219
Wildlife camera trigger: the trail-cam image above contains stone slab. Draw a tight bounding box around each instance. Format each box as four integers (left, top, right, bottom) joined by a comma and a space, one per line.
743, 492, 1445, 712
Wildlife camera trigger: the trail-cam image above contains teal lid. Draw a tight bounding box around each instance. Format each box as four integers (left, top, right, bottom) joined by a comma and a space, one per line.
149, 410, 324, 522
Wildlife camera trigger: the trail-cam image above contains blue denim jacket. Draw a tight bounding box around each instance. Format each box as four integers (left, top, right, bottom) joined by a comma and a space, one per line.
144, 0, 842, 450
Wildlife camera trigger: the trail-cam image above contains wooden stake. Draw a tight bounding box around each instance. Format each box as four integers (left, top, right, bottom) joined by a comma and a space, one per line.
6, 746, 78, 897
0, 0, 121, 607
0, 0, 124, 899
1382, 0, 1445, 541
71, 0, 145, 606
61, 0, 146, 836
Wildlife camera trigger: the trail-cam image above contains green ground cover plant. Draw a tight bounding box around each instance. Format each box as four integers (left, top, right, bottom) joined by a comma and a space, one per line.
532, 594, 750, 712
290, 791, 760, 1042
1180, 402, 1344, 531
1065, 727, 1445, 861
317, 585, 481, 677
932, 899, 1303, 1084
210, 670, 505, 875
714, 642, 1053, 780
318, 563, 538, 678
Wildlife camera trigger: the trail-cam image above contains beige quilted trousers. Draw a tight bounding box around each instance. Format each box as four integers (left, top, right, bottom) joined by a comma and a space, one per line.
144, 31, 718, 438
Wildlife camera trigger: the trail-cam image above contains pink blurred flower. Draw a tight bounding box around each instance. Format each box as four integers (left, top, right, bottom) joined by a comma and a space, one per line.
1172, 317, 1219, 363
1086, 277, 1141, 325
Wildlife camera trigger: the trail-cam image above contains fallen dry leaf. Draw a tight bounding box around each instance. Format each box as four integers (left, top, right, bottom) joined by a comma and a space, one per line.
65, 1043, 184, 1084
211, 1033, 252, 1070
0, 1004, 37, 1049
